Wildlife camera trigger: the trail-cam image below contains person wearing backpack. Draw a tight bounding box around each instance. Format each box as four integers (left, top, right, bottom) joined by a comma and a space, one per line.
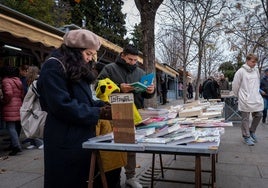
21, 66, 44, 149
37, 29, 112, 188
1, 66, 24, 156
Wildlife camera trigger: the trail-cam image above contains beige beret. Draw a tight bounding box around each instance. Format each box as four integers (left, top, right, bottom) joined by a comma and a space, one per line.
63, 29, 101, 50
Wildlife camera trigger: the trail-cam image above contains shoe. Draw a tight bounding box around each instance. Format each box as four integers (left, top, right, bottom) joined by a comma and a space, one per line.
38, 145, 44, 149
250, 132, 258, 143
26, 145, 36, 149
9, 147, 22, 156
244, 137, 254, 146
125, 178, 142, 188
262, 119, 266, 123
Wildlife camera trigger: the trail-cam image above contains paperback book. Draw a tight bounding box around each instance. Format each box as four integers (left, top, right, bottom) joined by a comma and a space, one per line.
136, 137, 171, 144
151, 123, 180, 137
135, 127, 156, 136
163, 126, 197, 145
130, 73, 155, 92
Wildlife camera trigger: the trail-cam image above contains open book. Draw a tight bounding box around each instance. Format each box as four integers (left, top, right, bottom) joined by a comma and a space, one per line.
130, 73, 155, 92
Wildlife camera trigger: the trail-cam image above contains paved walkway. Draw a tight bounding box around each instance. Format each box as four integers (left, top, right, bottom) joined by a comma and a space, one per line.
1, 99, 268, 188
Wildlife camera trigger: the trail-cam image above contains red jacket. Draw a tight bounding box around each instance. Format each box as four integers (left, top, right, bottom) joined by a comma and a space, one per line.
1, 77, 24, 121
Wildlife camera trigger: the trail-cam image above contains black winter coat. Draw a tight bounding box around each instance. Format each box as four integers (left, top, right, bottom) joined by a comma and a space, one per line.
202, 79, 220, 99
97, 58, 155, 109
260, 76, 268, 99
37, 57, 104, 188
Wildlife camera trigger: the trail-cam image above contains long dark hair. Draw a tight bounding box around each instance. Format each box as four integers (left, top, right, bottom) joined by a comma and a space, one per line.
56, 44, 97, 83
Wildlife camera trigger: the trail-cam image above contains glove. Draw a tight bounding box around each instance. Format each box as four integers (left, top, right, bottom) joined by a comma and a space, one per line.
99, 106, 112, 120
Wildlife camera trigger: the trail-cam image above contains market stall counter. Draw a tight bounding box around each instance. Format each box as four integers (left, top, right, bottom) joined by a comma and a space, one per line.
82, 139, 218, 188
83, 97, 227, 188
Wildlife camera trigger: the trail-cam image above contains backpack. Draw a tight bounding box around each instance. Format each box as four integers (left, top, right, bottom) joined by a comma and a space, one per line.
20, 80, 46, 138
20, 57, 66, 138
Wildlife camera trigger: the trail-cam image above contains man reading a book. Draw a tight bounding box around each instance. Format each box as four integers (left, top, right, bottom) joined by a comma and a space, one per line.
97, 44, 155, 188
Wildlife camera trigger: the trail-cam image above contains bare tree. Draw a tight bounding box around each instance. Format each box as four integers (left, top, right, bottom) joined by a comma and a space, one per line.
224, 1, 268, 70
156, 0, 199, 103
156, 0, 226, 102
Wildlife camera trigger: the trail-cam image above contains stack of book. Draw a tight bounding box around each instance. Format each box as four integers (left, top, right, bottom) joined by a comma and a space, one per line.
136, 121, 198, 145
162, 126, 197, 145
138, 108, 169, 120
186, 127, 223, 148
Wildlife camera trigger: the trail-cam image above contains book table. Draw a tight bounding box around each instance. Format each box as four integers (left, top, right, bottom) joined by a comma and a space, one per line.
82, 140, 218, 188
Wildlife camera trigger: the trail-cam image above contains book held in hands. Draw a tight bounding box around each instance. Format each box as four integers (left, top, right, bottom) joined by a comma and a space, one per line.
130, 73, 155, 92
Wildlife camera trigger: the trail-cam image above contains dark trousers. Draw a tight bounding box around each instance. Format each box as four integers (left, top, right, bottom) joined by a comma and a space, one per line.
162, 92, 167, 104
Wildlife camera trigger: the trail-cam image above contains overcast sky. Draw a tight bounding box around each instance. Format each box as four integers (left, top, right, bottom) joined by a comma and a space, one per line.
122, 0, 140, 36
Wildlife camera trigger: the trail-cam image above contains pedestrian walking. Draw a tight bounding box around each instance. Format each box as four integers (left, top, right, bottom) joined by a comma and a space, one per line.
232, 53, 263, 146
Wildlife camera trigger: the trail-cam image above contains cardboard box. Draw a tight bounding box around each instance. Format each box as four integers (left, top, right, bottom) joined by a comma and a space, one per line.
110, 93, 135, 143
112, 119, 135, 143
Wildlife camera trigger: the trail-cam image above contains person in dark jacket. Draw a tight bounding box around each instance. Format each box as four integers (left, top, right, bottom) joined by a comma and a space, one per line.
37, 29, 112, 188
161, 77, 168, 105
187, 82, 193, 99
218, 73, 229, 91
97, 44, 155, 188
202, 76, 220, 100
260, 68, 268, 123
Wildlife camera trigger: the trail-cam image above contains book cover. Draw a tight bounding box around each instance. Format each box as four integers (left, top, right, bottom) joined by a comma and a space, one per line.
186, 139, 220, 149
151, 123, 180, 137
130, 73, 155, 92
135, 127, 156, 136
140, 73, 155, 86
130, 82, 148, 92
168, 136, 197, 145
136, 137, 171, 144
163, 126, 197, 145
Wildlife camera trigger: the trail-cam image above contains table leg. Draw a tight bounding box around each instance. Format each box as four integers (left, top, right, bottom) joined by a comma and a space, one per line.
96, 152, 108, 188
159, 154, 164, 178
195, 155, 201, 188
88, 151, 96, 188
88, 151, 108, 188
211, 154, 216, 188
151, 153, 155, 188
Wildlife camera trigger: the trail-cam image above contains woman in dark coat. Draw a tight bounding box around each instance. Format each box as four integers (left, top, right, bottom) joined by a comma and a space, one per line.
37, 29, 112, 188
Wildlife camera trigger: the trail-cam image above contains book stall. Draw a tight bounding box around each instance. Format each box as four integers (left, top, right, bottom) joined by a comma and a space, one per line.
83, 95, 232, 188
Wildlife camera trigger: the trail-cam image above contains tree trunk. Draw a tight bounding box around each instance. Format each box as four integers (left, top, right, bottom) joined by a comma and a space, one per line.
135, 0, 164, 108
